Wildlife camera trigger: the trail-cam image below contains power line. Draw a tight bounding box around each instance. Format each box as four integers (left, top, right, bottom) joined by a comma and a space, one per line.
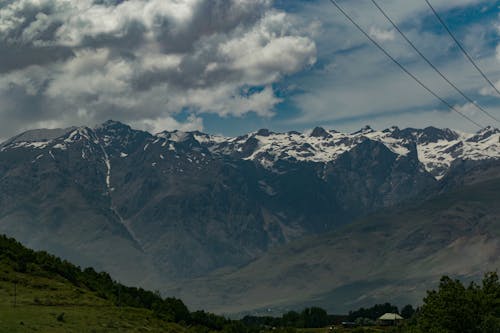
371, 0, 500, 124
326, 0, 484, 129
425, 0, 500, 97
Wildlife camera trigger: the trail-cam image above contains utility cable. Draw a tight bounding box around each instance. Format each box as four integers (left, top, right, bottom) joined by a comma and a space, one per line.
425, 0, 500, 97
327, 0, 484, 129
371, 0, 500, 124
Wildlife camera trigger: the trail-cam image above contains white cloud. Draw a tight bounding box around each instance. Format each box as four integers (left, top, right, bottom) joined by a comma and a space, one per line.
283, 0, 498, 133
0, 0, 316, 138
369, 27, 395, 42
134, 114, 204, 134
0, 0, 497, 138
218, 12, 317, 85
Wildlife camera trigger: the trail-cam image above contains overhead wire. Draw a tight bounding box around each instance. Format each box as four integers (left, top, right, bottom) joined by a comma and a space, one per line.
326, 0, 484, 129
424, 0, 500, 97
371, 0, 500, 124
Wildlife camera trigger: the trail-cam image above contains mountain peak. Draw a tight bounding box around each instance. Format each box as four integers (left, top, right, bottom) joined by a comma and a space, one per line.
352, 125, 374, 135
466, 126, 499, 143
385, 126, 400, 132
157, 130, 194, 143
96, 120, 137, 140
1, 127, 76, 147
98, 120, 131, 130
256, 129, 273, 137
476, 126, 499, 135
419, 127, 459, 143
310, 127, 332, 138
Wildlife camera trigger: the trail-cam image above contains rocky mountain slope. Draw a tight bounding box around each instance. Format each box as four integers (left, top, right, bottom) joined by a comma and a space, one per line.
0, 121, 498, 295
167, 162, 500, 315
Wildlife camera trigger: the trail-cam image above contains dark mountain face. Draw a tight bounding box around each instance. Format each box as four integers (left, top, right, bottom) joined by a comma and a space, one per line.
0, 121, 498, 292
0, 126, 161, 287
324, 139, 435, 216
168, 164, 500, 315
387, 126, 459, 144
310, 127, 332, 138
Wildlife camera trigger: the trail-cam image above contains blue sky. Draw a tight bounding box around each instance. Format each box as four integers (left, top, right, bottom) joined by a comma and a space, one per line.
205, 0, 500, 136
0, 0, 499, 139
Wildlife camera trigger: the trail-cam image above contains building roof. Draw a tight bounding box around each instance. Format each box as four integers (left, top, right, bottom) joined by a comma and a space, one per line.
379, 313, 404, 320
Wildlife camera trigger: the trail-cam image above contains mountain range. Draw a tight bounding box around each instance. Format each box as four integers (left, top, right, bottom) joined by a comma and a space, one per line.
0, 120, 498, 314
169, 161, 500, 314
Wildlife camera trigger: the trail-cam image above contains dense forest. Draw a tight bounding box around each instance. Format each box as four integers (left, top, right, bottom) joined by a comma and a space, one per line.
1, 234, 500, 332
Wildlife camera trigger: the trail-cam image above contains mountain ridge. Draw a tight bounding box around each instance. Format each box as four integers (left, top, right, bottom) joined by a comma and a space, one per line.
0, 120, 498, 313
2, 121, 498, 180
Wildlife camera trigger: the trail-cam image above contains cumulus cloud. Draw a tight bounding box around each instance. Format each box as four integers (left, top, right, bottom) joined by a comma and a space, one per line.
369, 27, 395, 42
133, 114, 204, 134
0, 0, 316, 138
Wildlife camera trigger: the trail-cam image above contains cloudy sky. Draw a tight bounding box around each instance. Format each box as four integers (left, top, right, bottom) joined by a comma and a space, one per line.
1, 0, 499, 140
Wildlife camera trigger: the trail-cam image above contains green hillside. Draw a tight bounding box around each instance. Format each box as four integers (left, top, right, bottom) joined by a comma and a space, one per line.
0, 235, 230, 332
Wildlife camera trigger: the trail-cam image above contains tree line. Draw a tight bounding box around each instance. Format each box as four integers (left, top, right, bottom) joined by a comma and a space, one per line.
242, 273, 500, 332
2, 234, 500, 332
242, 307, 338, 329
0, 235, 238, 331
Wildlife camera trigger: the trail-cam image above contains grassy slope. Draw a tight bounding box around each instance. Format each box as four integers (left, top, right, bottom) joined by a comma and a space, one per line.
166, 176, 500, 315
0, 264, 186, 332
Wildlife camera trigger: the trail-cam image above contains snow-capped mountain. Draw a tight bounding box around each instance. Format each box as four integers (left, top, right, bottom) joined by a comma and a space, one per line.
3, 122, 498, 181
196, 125, 499, 180
0, 120, 498, 289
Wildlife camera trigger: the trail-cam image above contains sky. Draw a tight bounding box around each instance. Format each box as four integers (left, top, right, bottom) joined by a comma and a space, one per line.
0, 0, 500, 140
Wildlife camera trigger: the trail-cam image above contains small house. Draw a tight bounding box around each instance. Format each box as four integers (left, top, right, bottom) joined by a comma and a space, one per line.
378, 313, 403, 326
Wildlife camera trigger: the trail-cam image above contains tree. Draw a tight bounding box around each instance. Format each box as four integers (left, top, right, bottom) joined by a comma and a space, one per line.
301, 307, 328, 328
401, 305, 415, 319
282, 311, 301, 327
348, 303, 399, 321
481, 272, 500, 318
396, 273, 500, 332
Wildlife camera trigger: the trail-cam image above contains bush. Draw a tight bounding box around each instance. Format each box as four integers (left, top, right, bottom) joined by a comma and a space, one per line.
402, 272, 500, 333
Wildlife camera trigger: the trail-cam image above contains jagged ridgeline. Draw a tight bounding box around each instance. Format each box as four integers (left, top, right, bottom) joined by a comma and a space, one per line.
0, 234, 237, 332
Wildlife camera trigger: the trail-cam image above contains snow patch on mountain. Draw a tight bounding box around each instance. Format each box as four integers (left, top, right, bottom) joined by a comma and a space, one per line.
1, 121, 498, 180
416, 127, 500, 179
53, 143, 67, 150
0, 141, 51, 151
101, 147, 112, 191
362, 130, 411, 156
188, 125, 499, 179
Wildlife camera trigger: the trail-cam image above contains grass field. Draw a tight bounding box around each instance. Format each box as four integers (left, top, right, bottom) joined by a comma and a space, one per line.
0, 265, 186, 332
